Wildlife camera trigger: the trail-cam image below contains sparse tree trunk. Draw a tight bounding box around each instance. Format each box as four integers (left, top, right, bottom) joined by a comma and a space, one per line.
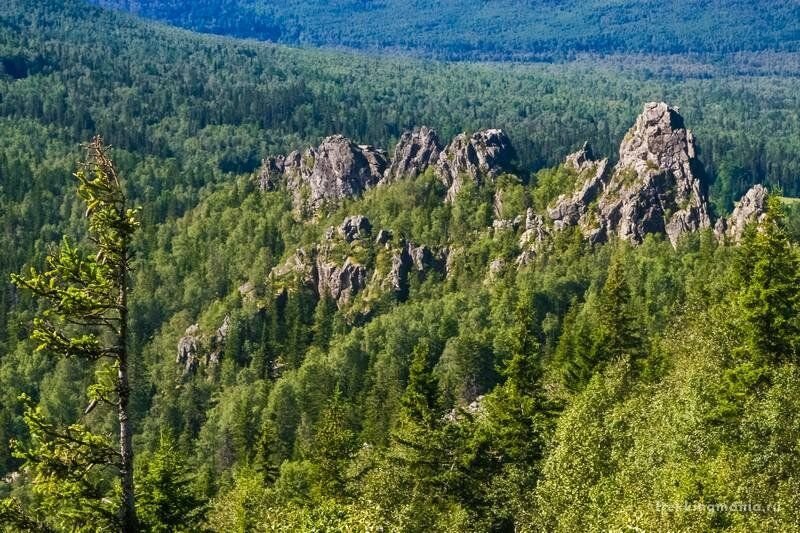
117, 239, 137, 531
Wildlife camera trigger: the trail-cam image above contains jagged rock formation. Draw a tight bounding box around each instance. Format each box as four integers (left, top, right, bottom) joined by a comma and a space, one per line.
176, 315, 231, 375
382, 127, 443, 183
714, 185, 769, 242
435, 129, 515, 201
257, 155, 285, 191
339, 214, 372, 242
257, 135, 387, 214
575, 102, 711, 246
316, 258, 369, 307
384, 241, 446, 298
548, 143, 610, 231
208, 315, 230, 366
274, 246, 369, 308
258, 128, 514, 211
517, 208, 549, 265
272, 215, 374, 307
176, 324, 203, 374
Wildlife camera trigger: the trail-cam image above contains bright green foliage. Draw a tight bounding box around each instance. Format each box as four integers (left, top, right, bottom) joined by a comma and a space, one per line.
136, 434, 206, 532
596, 246, 644, 363
4, 138, 140, 531
531, 165, 580, 210
734, 197, 800, 363
304, 390, 357, 497
2, 2, 800, 531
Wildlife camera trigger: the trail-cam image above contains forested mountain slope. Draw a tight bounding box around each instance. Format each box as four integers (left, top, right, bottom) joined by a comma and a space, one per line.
1, 1, 800, 531
89, 0, 800, 60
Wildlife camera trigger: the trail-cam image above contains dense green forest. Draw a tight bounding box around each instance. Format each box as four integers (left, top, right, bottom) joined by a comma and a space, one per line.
2, 0, 800, 531
89, 0, 800, 60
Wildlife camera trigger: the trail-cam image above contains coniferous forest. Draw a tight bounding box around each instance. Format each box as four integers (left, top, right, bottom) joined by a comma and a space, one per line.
1, 0, 800, 531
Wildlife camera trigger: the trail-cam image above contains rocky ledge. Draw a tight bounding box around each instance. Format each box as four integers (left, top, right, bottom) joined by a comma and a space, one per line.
258, 127, 515, 214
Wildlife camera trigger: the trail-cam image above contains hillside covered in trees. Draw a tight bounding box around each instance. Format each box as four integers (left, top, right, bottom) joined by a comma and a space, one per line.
89, 0, 800, 60
1, 0, 800, 531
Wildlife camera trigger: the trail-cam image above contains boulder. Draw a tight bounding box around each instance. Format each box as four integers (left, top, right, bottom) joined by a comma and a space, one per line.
382, 126, 443, 183
435, 129, 515, 201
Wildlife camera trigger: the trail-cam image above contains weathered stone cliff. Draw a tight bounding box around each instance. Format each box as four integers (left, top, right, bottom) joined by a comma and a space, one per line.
714, 184, 769, 242
598, 102, 711, 245
435, 129, 515, 201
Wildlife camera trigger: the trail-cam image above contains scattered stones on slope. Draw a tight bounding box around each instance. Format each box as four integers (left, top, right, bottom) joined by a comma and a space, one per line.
382, 126, 443, 184
579, 102, 711, 246
714, 184, 769, 242
435, 129, 515, 201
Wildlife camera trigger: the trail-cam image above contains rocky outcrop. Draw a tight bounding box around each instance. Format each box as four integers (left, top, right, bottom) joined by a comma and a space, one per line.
176, 315, 231, 375
338, 215, 372, 242
435, 129, 515, 201
208, 315, 230, 366
578, 102, 710, 246
375, 229, 392, 245
273, 246, 369, 308
517, 208, 549, 265
257, 135, 388, 214
272, 216, 374, 308
177, 324, 203, 374
714, 185, 769, 242
316, 258, 368, 307
548, 143, 610, 231
256, 156, 285, 191
382, 127, 443, 183
384, 241, 447, 298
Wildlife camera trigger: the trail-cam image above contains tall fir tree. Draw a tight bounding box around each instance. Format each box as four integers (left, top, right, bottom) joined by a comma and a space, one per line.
735, 196, 800, 363
6, 138, 140, 531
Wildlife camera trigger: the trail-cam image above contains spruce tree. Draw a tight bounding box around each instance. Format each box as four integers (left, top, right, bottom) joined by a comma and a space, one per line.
596, 246, 642, 363
7, 138, 139, 531
735, 196, 800, 363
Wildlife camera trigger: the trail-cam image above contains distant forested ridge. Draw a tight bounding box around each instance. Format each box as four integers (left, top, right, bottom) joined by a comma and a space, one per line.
2, 1, 800, 531
88, 0, 800, 60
